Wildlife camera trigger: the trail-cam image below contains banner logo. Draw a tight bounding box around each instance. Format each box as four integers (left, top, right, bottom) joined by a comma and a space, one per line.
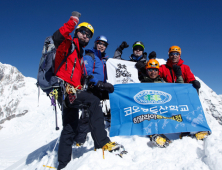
134, 90, 172, 105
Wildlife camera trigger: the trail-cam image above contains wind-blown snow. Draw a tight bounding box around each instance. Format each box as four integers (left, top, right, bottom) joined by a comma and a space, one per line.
0, 62, 222, 170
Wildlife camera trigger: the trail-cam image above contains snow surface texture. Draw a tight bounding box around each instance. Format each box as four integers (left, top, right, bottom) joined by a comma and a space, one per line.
0, 61, 222, 170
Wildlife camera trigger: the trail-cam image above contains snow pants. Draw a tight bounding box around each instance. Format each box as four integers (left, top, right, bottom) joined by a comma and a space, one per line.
57, 90, 110, 169
74, 114, 91, 144
74, 90, 109, 145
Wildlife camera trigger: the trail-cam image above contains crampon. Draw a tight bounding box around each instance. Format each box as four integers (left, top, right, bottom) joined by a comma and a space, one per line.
100, 142, 128, 158
150, 134, 171, 148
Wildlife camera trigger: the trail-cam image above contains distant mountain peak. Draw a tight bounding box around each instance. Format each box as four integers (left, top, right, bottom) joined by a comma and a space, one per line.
0, 62, 26, 128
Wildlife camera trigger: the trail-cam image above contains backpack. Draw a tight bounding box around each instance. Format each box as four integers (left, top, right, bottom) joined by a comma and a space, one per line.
37, 36, 75, 131
37, 36, 75, 95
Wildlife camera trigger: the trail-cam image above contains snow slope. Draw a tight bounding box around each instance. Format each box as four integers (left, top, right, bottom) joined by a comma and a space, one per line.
0, 62, 222, 170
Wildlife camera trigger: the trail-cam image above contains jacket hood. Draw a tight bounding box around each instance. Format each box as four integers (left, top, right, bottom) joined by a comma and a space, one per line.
166, 58, 184, 68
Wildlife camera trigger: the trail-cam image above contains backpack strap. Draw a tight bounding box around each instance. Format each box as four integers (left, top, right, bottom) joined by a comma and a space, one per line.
55, 41, 75, 75
85, 52, 96, 73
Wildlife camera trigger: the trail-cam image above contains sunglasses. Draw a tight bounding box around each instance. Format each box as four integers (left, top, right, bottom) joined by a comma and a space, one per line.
147, 68, 158, 72
169, 52, 180, 56
133, 46, 144, 51
97, 41, 107, 47
79, 30, 91, 38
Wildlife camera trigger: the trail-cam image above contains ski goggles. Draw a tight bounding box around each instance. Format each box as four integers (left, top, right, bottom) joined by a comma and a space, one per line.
169, 52, 180, 56
97, 41, 107, 47
79, 29, 91, 38
147, 68, 159, 72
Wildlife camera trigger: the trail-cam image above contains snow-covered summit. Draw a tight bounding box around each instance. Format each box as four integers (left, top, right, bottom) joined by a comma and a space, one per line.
197, 77, 222, 125
0, 62, 26, 128
0, 62, 47, 129
156, 58, 166, 65
0, 62, 222, 170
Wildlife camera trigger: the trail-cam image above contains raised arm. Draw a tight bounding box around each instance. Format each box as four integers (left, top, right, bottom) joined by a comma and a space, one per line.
113, 41, 129, 59
52, 11, 81, 48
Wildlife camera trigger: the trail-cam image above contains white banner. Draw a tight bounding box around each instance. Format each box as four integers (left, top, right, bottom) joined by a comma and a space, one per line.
107, 58, 141, 85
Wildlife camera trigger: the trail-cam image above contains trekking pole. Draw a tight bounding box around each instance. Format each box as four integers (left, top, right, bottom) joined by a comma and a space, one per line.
54, 100, 59, 131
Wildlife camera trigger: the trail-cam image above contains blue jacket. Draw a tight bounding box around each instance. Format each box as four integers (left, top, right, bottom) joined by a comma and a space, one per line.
83, 48, 108, 85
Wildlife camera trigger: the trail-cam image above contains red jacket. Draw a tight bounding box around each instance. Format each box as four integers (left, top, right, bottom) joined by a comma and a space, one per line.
53, 19, 84, 89
159, 59, 195, 83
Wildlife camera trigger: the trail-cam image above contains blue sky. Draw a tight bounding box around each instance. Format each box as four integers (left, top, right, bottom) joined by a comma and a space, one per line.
0, 0, 222, 94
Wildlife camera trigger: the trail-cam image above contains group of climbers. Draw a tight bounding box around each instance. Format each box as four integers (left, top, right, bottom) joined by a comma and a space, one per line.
43, 11, 208, 170
113, 41, 207, 148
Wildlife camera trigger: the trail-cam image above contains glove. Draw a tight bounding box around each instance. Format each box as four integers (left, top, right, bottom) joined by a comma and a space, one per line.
70, 11, 81, 25
72, 11, 81, 18
135, 61, 145, 71
190, 80, 201, 90
172, 65, 182, 77
96, 81, 114, 93
119, 41, 129, 50
148, 51, 156, 59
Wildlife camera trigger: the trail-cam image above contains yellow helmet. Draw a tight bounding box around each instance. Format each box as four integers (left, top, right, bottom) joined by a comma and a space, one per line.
75, 22, 94, 38
145, 59, 159, 69
168, 45, 181, 55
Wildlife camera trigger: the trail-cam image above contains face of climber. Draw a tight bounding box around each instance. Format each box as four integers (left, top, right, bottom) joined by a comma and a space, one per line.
133, 45, 143, 57
169, 52, 180, 63
96, 41, 107, 53
147, 68, 159, 79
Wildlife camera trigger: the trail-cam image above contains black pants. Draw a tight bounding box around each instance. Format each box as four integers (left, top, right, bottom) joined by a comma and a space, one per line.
74, 90, 109, 145
57, 90, 110, 169
74, 114, 91, 144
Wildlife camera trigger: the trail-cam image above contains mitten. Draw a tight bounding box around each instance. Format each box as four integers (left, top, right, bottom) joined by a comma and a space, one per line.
72, 11, 81, 18
135, 61, 145, 71
148, 51, 156, 59
96, 81, 114, 93
70, 11, 81, 25
172, 65, 182, 77
190, 80, 201, 90
119, 41, 129, 50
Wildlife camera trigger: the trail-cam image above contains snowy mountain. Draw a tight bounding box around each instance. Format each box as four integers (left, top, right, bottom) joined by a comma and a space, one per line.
0, 61, 222, 170
197, 77, 222, 125
0, 62, 27, 129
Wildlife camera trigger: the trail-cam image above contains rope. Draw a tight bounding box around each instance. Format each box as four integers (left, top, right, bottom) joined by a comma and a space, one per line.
65, 83, 83, 94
